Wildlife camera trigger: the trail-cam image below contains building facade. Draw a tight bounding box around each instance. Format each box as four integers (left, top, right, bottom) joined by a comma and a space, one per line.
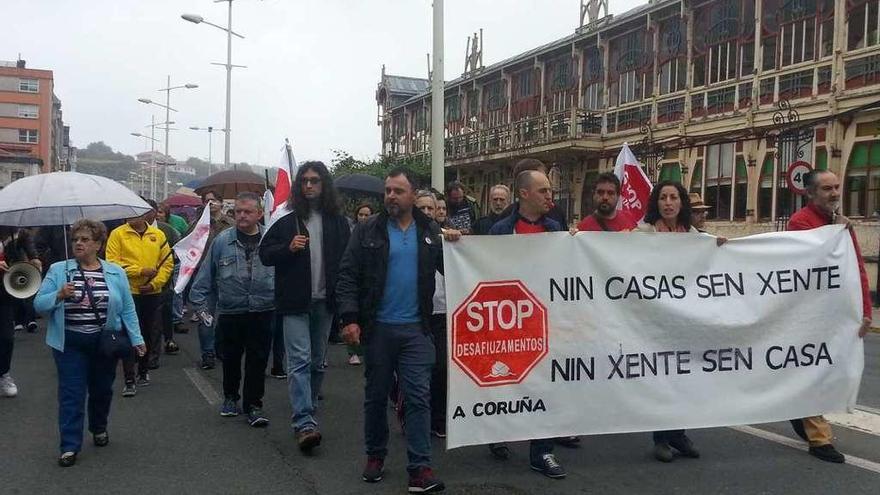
378, 0, 879, 293
0, 59, 67, 187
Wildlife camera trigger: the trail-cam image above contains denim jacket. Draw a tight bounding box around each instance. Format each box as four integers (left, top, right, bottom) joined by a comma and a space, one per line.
35, 259, 144, 352
189, 225, 275, 315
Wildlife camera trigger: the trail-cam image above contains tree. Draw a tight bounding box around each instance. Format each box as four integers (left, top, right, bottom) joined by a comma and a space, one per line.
330, 150, 431, 186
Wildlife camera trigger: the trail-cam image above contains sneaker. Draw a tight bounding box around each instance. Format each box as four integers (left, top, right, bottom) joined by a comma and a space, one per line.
122, 382, 136, 397
27, 321, 37, 333
296, 429, 322, 452
555, 436, 581, 448
407, 466, 445, 493
201, 354, 215, 370
361, 456, 385, 483
269, 367, 287, 379
0, 374, 18, 398
348, 354, 362, 366
220, 399, 240, 417
0, 373, 18, 397
164, 340, 180, 355
488, 443, 510, 460
809, 444, 845, 463
93, 431, 109, 447
58, 451, 77, 467
14, 324, 24, 332
136, 374, 150, 387
530, 453, 566, 479
669, 435, 700, 458
247, 408, 269, 427
653, 442, 674, 463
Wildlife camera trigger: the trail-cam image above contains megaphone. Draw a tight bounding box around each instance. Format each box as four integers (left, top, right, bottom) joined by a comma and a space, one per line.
3, 262, 42, 299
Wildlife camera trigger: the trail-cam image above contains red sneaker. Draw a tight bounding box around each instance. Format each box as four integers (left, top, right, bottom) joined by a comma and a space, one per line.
407, 466, 445, 493
361, 456, 384, 483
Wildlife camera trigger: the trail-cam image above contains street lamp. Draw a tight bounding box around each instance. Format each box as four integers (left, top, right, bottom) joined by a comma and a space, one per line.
130, 128, 162, 199
190, 126, 226, 175
142, 78, 198, 199
182, 1, 248, 170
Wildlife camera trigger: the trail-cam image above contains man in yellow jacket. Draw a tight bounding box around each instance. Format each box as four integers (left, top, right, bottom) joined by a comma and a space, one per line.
106, 213, 173, 397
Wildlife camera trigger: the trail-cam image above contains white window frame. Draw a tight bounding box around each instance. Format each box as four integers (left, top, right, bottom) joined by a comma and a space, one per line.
584, 83, 603, 109
618, 71, 638, 105
18, 129, 38, 144
18, 79, 38, 93
18, 104, 38, 119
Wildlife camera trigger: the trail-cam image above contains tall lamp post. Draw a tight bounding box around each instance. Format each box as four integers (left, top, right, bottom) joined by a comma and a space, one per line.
182, 3, 247, 170
431, 0, 445, 191
189, 126, 225, 174
140, 79, 197, 199
130, 130, 162, 199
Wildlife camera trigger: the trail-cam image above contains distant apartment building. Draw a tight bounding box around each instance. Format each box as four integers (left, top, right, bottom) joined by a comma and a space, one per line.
0, 58, 68, 188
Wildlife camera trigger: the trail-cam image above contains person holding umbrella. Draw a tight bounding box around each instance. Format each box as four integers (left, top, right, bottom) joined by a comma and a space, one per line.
35, 219, 145, 467
106, 212, 173, 396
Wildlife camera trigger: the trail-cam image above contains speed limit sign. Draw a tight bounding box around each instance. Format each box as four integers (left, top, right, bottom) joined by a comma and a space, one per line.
786, 161, 813, 195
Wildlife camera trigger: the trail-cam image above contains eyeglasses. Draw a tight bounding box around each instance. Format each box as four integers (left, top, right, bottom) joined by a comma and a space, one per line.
302, 178, 322, 185
72, 236, 93, 243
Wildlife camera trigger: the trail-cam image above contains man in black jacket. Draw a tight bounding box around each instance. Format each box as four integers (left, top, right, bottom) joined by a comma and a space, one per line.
337, 168, 460, 494
472, 184, 511, 235
258, 161, 350, 453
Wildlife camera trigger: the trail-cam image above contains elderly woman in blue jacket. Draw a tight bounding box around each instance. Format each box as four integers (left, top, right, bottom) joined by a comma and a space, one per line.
35, 219, 145, 468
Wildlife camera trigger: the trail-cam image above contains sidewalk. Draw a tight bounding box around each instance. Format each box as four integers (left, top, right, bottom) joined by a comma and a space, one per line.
874, 306, 880, 332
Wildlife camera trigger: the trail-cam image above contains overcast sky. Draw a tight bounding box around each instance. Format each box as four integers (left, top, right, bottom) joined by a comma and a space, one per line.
1, 0, 642, 167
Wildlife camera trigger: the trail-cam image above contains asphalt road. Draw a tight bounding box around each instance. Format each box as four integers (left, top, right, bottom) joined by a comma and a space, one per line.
1, 321, 879, 495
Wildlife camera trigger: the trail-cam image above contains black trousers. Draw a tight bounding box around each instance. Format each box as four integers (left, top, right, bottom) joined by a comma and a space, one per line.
122, 294, 161, 382
14, 296, 35, 326
429, 313, 447, 430
0, 300, 14, 375
159, 289, 173, 344
219, 311, 272, 412
269, 312, 285, 372
653, 430, 687, 444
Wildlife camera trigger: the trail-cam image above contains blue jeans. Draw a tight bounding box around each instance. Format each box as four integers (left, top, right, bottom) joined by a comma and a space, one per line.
198, 297, 217, 357
364, 322, 435, 471
53, 331, 117, 454
283, 301, 331, 432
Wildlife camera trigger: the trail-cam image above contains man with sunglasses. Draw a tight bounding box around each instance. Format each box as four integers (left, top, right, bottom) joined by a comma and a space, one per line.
259, 161, 350, 453
106, 211, 173, 397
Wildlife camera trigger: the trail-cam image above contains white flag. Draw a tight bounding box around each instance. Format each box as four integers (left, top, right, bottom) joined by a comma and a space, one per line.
613, 143, 653, 222
173, 206, 212, 294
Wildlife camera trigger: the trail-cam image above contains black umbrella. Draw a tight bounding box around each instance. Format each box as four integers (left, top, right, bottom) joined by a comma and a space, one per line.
194, 170, 266, 199
335, 174, 384, 197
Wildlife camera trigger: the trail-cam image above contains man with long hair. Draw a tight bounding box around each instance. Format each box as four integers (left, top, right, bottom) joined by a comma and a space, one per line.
259, 161, 350, 453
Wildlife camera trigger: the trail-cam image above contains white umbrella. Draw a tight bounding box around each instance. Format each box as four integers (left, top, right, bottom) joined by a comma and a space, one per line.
0, 171, 150, 226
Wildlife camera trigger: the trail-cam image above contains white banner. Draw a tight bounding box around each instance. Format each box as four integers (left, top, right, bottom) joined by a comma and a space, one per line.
442, 226, 864, 449
172, 206, 212, 294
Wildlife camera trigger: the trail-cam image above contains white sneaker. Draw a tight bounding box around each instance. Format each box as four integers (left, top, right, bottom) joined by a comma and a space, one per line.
348, 354, 362, 366
13, 324, 24, 332
0, 374, 18, 398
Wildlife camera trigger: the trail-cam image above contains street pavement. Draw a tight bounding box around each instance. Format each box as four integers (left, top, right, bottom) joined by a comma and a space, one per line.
2, 319, 880, 495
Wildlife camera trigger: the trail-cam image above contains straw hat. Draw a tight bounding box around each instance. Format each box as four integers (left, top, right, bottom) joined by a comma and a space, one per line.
689, 193, 711, 210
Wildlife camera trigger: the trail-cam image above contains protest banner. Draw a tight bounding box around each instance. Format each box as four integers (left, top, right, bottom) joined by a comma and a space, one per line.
442, 225, 864, 449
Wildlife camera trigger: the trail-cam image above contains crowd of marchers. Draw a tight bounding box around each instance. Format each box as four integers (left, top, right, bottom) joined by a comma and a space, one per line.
0, 157, 871, 494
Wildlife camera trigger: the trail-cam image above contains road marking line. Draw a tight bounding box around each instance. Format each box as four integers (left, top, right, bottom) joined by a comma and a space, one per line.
827, 408, 880, 437
729, 425, 880, 475
183, 367, 221, 406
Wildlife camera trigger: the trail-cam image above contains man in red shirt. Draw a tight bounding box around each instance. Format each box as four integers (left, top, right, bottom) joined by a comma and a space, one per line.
488, 169, 567, 479
576, 173, 638, 232
787, 169, 872, 464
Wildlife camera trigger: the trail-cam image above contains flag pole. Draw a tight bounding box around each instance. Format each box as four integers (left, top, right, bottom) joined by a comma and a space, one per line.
284, 138, 296, 181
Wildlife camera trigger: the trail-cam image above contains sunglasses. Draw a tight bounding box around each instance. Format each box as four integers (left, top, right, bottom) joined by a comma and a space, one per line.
302, 177, 322, 185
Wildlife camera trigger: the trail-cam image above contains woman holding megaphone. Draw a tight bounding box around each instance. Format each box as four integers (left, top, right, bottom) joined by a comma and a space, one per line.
34, 219, 145, 467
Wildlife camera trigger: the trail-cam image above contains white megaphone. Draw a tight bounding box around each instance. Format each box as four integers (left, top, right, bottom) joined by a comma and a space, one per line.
3, 262, 42, 299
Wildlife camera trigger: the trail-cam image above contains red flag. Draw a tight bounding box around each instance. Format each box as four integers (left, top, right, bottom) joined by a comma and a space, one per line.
613, 143, 653, 222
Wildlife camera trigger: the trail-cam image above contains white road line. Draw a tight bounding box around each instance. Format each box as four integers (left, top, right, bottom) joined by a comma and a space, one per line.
183, 367, 221, 406
729, 425, 880, 475
827, 408, 880, 437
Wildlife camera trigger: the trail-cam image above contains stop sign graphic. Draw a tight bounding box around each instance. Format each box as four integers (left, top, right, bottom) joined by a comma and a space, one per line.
451, 280, 548, 387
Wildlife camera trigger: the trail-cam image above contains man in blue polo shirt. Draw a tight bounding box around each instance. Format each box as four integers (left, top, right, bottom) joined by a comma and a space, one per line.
337, 168, 460, 494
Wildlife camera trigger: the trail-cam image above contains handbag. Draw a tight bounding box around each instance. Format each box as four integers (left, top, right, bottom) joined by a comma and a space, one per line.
80, 265, 132, 359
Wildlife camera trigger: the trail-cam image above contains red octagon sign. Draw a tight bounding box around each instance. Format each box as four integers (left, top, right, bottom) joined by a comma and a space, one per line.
451, 280, 548, 387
